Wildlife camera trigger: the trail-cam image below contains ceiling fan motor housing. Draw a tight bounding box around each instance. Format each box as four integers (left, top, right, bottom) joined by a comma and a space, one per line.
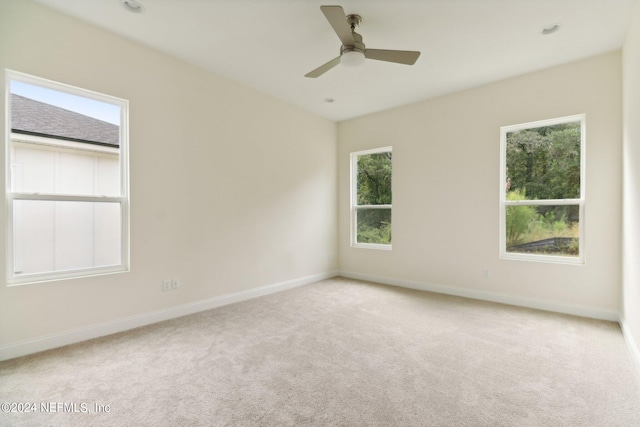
340, 32, 365, 55
341, 14, 365, 55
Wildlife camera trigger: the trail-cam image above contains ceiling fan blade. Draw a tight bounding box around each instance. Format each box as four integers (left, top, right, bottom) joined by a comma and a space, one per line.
365, 49, 421, 65
321, 5, 355, 46
305, 56, 341, 78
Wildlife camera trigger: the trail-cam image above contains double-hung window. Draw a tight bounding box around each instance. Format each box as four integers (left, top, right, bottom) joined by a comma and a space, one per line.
5, 70, 129, 285
350, 147, 392, 250
500, 115, 585, 263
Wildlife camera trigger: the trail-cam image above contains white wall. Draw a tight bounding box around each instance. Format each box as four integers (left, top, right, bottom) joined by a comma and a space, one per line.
338, 52, 622, 315
622, 1, 640, 363
0, 1, 337, 350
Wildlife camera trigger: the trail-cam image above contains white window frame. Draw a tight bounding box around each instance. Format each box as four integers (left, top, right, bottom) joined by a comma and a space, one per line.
350, 146, 392, 250
499, 114, 585, 264
5, 70, 130, 285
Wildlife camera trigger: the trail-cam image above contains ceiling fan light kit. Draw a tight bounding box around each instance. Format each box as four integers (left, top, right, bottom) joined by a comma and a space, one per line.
305, 5, 421, 78
340, 50, 366, 67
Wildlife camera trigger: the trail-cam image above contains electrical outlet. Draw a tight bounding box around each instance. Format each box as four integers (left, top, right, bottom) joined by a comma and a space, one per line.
171, 277, 180, 289
482, 268, 490, 278
162, 279, 171, 291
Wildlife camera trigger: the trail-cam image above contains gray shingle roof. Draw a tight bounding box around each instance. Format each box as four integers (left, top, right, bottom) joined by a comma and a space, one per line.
11, 94, 120, 147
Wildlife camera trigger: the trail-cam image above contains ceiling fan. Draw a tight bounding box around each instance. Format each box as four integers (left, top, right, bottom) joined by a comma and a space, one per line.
305, 5, 421, 78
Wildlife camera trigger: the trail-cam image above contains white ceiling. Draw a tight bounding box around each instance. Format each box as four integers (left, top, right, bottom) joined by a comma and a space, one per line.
32, 0, 637, 121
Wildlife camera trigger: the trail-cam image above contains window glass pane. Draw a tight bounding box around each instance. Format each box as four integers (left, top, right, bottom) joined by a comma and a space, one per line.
357, 152, 392, 205
6, 72, 128, 284
506, 204, 579, 257
13, 200, 121, 275
10, 80, 121, 196
506, 121, 581, 200
356, 208, 391, 244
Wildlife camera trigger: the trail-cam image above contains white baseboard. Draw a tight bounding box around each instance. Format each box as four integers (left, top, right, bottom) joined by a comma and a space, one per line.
339, 271, 621, 322
0, 271, 339, 362
620, 317, 640, 375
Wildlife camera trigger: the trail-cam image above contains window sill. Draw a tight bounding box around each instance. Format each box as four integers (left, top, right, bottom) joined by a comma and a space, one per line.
501, 252, 584, 265
352, 243, 392, 251
6, 265, 129, 287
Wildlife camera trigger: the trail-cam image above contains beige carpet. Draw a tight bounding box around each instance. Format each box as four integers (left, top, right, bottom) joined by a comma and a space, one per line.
1, 277, 639, 426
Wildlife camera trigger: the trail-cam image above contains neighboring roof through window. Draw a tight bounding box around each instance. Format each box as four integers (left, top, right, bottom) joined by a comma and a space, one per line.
10, 93, 120, 147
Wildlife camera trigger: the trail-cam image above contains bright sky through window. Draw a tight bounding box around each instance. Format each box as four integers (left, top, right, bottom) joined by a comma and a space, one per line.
10, 80, 120, 125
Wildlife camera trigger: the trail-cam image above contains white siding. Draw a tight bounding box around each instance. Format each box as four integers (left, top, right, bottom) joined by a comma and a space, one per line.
11, 139, 120, 275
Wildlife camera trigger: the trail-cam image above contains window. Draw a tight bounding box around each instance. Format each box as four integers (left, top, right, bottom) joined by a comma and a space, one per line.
500, 115, 585, 263
350, 147, 392, 249
5, 70, 129, 284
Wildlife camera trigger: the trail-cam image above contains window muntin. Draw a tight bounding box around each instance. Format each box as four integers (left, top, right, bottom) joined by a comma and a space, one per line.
351, 147, 392, 249
6, 70, 129, 284
500, 115, 585, 263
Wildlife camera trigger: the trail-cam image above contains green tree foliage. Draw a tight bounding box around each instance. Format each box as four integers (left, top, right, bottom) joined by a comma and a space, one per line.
505, 122, 581, 256
357, 152, 392, 205
357, 209, 391, 244
356, 152, 392, 244
506, 122, 581, 200
505, 189, 537, 247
